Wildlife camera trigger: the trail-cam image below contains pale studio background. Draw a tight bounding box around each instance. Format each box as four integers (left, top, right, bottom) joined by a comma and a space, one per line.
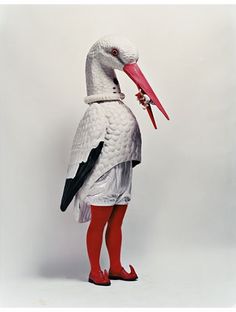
0, 4, 236, 307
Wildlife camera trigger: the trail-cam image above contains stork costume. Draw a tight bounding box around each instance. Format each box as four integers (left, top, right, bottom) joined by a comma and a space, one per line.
60, 35, 169, 286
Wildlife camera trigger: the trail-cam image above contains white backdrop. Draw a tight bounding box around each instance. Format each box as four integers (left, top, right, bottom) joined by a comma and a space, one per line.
0, 5, 236, 307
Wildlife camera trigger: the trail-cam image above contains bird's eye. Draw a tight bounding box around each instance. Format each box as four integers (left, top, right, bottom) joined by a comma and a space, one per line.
111, 48, 119, 56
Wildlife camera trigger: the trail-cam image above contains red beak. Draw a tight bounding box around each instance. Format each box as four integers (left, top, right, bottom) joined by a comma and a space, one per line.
123, 63, 170, 121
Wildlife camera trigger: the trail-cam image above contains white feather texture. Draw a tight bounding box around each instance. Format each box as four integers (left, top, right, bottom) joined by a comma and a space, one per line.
74, 100, 141, 222
66, 103, 108, 179
65, 34, 142, 222
85, 34, 138, 96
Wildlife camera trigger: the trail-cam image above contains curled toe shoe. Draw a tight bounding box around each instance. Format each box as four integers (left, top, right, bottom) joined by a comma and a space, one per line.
88, 269, 111, 286
108, 265, 138, 281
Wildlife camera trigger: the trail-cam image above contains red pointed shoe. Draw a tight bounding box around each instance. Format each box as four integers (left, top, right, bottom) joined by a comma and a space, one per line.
108, 265, 138, 281
88, 269, 111, 286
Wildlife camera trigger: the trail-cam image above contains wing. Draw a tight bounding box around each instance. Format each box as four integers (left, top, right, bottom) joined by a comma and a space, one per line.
60, 141, 103, 211
60, 104, 107, 212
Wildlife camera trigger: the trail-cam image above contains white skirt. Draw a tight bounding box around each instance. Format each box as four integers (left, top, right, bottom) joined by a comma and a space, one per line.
73, 161, 133, 223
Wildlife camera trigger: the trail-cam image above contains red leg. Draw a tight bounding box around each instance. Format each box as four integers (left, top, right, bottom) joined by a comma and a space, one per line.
105, 204, 128, 272
86, 205, 113, 281
105, 204, 138, 281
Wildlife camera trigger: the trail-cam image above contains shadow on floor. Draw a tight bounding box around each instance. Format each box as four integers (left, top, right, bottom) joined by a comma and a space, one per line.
37, 258, 89, 282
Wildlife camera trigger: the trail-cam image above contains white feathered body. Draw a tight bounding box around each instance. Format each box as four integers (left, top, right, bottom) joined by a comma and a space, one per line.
66, 99, 142, 222
62, 35, 143, 222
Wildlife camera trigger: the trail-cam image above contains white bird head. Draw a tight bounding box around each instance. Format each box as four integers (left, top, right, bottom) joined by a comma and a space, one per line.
85, 34, 169, 124
87, 34, 139, 71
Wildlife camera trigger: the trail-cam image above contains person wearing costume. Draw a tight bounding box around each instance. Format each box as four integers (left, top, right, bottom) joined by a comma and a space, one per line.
60, 34, 169, 286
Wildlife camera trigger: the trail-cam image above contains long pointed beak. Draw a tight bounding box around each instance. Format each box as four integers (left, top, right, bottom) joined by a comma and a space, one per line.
123, 63, 170, 120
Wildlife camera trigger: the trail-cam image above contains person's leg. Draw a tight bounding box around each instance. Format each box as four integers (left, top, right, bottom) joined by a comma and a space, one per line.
86, 205, 113, 275
105, 203, 138, 281
105, 204, 128, 272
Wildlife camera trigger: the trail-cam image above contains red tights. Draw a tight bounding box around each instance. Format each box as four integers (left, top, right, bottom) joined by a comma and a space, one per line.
86, 204, 127, 274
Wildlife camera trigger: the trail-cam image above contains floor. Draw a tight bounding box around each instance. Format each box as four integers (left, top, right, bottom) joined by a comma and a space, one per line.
1, 247, 236, 308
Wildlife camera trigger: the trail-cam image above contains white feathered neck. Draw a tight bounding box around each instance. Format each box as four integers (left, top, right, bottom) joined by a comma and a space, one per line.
84, 55, 124, 104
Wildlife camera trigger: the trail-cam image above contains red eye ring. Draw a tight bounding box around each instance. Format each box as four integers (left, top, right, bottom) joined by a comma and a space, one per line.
111, 48, 119, 56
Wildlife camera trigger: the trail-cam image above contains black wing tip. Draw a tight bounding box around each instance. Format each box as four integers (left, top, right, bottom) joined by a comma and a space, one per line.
59, 141, 104, 214
60, 199, 68, 212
